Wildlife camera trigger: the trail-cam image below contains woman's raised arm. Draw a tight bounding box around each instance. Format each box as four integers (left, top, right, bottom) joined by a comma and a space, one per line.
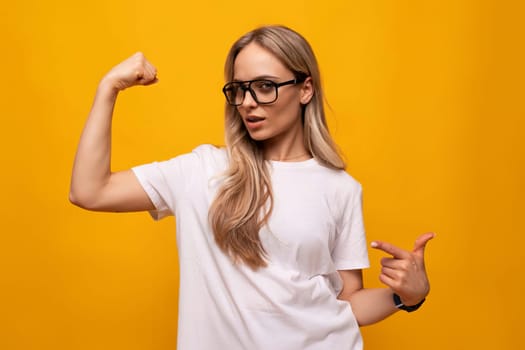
69, 52, 158, 212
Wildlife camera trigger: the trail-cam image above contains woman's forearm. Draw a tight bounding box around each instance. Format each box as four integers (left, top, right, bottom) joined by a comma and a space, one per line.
69, 81, 119, 208
342, 288, 398, 326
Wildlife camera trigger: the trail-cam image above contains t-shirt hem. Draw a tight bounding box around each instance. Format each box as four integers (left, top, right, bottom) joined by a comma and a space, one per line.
334, 262, 370, 271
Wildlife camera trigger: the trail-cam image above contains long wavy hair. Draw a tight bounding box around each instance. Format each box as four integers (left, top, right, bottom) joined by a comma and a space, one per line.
209, 25, 346, 269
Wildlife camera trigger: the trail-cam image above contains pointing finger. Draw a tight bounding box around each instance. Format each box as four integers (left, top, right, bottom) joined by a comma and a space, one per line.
370, 240, 411, 259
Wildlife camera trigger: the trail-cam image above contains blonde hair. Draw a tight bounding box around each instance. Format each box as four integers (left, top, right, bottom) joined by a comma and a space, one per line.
209, 25, 346, 269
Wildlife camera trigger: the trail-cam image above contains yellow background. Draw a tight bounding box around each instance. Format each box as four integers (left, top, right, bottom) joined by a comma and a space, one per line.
2, 0, 523, 349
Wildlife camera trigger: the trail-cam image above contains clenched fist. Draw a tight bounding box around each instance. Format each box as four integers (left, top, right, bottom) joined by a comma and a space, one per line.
100, 52, 158, 92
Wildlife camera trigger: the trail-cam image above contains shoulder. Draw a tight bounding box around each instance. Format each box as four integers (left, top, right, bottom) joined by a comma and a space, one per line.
311, 163, 364, 211
167, 144, 228, 175
163, 144, 227, 166
136, 144, 228, 174
191, 144, 226, 156
312, 161, 362, 193
190, 144, 228, 163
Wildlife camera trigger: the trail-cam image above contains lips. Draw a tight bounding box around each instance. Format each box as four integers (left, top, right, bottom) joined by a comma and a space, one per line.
246, 116, 265, 123
243, 115, 266, 130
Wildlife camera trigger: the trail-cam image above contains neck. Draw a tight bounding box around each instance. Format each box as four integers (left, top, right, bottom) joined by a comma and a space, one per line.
262, 134, 311, 162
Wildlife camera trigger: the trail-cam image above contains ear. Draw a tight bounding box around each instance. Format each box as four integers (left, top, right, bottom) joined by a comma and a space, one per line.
300, 77, 314, 105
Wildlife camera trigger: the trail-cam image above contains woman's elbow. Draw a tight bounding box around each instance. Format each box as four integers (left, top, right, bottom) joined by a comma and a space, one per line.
69, 188, 98, 210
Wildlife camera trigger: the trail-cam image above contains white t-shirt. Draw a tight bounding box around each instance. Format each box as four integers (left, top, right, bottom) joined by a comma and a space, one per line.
132, 144, 369, 350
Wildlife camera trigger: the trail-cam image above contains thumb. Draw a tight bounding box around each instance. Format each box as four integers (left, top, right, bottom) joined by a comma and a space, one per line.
413, 232, 435, 257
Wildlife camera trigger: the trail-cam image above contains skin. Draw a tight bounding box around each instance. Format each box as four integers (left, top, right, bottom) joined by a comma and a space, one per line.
69, 52, 156, 212
233, 43, 314, 161
339, 233, 434, 325
70, 48, 434, 327
232, 43, 434, 325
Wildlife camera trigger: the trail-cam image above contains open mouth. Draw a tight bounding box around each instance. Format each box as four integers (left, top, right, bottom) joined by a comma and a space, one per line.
244, 116, 265, 130
246, 116, 265, 123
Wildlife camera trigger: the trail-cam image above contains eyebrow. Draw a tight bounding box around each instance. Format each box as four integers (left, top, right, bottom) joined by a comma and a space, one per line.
232, 75, 281, 82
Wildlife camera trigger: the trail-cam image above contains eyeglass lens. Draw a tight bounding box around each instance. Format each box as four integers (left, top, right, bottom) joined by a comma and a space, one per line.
224, 80, 278, 106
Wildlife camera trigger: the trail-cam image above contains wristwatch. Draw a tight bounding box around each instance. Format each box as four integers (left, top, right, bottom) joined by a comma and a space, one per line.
393, 293, 426, 312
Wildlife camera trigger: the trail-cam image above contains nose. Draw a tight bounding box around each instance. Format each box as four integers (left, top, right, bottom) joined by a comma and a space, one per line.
240, 88, 258, 108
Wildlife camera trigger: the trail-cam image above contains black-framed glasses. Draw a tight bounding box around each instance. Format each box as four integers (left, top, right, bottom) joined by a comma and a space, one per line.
222, 77, 306, 106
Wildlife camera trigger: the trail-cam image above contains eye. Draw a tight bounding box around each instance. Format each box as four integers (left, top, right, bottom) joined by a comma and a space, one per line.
253, 80, 274, 91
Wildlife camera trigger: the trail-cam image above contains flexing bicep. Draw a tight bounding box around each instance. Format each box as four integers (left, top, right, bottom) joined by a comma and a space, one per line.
70, 53, 159, 214
70, 169, 155, 212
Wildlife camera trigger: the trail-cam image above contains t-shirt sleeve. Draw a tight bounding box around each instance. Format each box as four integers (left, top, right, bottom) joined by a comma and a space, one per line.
131, 144, 223, 221
132, 160, 176, 220
331, 182, 370, 270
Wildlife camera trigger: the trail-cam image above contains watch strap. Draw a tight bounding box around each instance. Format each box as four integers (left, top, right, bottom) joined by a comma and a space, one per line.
393, 293, 425, 312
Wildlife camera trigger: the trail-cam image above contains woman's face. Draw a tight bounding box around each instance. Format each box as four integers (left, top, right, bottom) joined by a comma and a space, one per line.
232, 42, 313, 145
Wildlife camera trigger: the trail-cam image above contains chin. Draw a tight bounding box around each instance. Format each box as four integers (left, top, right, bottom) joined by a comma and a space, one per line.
248, 135, 269, 143
246, 129, 271, 142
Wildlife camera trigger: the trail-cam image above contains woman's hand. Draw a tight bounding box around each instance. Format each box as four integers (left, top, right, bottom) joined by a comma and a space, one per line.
100, 52, 158, 93
371, 232, 435, 306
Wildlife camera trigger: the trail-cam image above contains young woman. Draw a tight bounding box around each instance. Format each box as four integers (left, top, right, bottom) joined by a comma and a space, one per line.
70, 25, 433, 350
